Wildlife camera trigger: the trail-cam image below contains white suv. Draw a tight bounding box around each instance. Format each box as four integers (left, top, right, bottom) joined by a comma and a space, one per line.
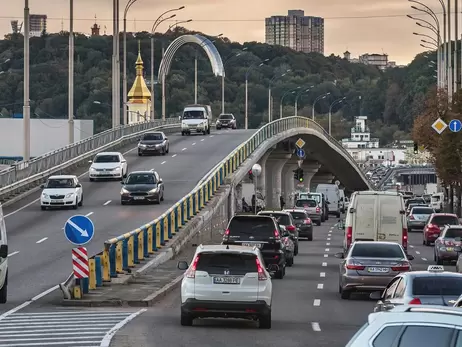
177, 244, 277, 328
40, 175, 83, 210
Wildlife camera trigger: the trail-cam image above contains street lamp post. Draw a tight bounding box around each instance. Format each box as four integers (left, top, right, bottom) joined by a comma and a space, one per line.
245, 59, 269, 129
23, 0, 30, 161
68, 0, 74, 144
294, 86, 314, 117
268, 69, 291, 122
221, 48, 247, 114
328, 97, 346, 135
312, 92, 330, 121
280, 88, 299, 118
150, 7, 184, 121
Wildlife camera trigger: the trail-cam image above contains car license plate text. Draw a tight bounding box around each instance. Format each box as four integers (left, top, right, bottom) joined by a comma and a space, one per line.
50, 200, 61, 203
213, 276, 240, 284
133, 196, 145, 200
368, 267, 389, 273
242, 242, 261, 248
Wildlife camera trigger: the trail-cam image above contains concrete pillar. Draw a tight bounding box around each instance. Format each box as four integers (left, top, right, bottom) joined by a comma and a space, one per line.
235, 183, 243, 212
256, 149, 274, 195
282, 161, 298, 205
301, 161, 321, 191
265, 151, 292, 208
310, 174, 335, 191
228, 184, 235, 216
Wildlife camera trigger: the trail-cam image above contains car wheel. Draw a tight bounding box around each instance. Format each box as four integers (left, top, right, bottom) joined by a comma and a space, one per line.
0, 272, 8, 304
160, 191, 164, 201
437, 256, 443, 265
308, 233, 313, 241
78, 195, 83, 207
287, 257, 293, 267
274, 268, 284, 279
316, 220, 321, 226
425, 240, 431, 246
121, 200, 126, 205
41, 206, 46, 211
138, 151, 142, 156
180, 311, 193, 326
166, 145, 169, 154
340, 289, 351, 300
89, 178, 95, 182
181, 132, 185, 136
202, 130, 206, 135
259, 311, 271, 329
73, 201, 78, 210
162, 148, 166, 156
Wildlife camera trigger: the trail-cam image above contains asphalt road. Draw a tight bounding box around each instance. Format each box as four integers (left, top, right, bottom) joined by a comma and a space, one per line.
1, 129, 256, 311
107, 221, 447, 347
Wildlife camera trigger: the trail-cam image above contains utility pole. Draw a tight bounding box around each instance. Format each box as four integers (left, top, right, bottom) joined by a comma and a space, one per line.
68, 0, 75, 144
23, 0, 30, 161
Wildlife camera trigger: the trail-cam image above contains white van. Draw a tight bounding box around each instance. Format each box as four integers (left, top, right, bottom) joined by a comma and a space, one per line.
342, 191, 407, 254
0, 204, 8, 303
316, 184, 341, 217
430, 193, 444, 212
180, 104, 212, 136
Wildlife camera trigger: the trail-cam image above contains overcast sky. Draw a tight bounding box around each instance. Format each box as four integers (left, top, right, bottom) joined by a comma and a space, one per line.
1, 0, 443, 64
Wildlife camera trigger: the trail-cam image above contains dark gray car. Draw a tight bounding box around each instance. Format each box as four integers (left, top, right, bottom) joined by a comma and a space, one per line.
120, 170, 164, 204
137, 132, 169, 156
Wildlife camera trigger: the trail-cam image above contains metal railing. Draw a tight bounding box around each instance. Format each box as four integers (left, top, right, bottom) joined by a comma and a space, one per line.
68, 116, 373, 298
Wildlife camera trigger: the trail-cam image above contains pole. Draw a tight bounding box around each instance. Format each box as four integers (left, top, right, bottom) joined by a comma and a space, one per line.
122, 16, 127, 125
443, 8, 448, 90
268, 88, 271, 122
311, 104, 315, 120
114, 0, 120, 126
23, 0, 30, 161
162, 73, 166, 120
454, 0, 458, 91
112, 0, 117, 128
254, 176, 258, 215
244, 78, 248, 129
194, 51, 198, 103
271, 96, 273, 120
328, 110, 332, 135
68, 0, 74, 144
447, 0, 452, 99
279, 102, 283, 119
294, 98, 298, 117
150, 37, 155, 120
221, 74, 225, 113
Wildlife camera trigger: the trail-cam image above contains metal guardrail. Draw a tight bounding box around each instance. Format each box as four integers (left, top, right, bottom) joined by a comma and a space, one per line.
69, 116, 373, 298
0, 118, 179, 189
377, 165, 436, 189
0, 121, 181, 203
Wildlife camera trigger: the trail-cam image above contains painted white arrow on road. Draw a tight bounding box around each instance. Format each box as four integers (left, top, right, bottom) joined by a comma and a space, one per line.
68, 219, 89, 237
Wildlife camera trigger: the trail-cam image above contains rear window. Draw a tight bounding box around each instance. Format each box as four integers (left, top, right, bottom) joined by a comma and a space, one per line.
350, 243, 404, 258
432, 195, 441, 201
289, 212, 307, 220
259, 213, 291, 225
412, 208, 434, 214
196, 252, 257, 275
228, 216, 276, 241
407, 199, 425, 205
431, 215, 460, 226
444, 228, 462, 239
295, 199, 317, 208
412, 276, 462, 296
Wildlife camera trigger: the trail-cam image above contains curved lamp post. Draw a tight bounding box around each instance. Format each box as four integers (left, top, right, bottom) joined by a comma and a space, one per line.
294, 86, 314, 117
268, 69, 291, 122
312, 92, 330, 121
328, 97, 346, 135
279, 87, 301, 119
245, 58, 269, 129
221, 48, 248, 114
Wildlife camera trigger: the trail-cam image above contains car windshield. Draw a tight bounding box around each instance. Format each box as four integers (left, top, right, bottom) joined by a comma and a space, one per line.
350, 243, 404, 258
259, 213, 291, 225
125, 174, 156, 185
142, 133, 162, 140
305, 194, 321, 203
183, 110, 204, 119
432, 195, 441, 201
289, 212, 307, 220
227, 216, 276, 241
431, 215, 460, 226
219, 114, 233, 120
407, 199, 425, 206
46, 178, 74, 188
94, 155, 120, 163
295, 199, 317, 208
195, 252, 257, 276
412, 277, 462, 296
444, 228, 462, 239
412, 208, 434, 214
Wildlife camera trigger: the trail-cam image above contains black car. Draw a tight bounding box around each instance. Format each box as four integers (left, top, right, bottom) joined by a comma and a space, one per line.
257, 210, 299, 255
120, 170, 164, 204
285, 209, 313, 240
222, 215, 286, 279
216, 113, 237, 129
137, 132, 169, 156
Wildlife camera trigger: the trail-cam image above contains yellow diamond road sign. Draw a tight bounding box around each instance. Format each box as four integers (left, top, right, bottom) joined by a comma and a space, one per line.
432, 118, 448, 134
295, 138, 305, 148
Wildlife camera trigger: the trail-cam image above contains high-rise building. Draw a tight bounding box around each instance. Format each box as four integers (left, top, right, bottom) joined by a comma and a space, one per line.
265, 10, 324, 54
29, 14, 47, 37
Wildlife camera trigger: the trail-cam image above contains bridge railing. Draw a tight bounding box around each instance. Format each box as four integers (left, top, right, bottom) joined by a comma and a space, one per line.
69, 116, 372, 298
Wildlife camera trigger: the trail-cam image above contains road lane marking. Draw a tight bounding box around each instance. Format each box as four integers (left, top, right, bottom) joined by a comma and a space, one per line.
8, 251, 19, 257
181, 148, 187, 151
200, 139, 205, 141
415, 251, 420, 255
320, 272, 326, 277
422, 257, 427, 261
192, 142, 196, 146
326, 243, 330, 246
317, 283, 324, 289
410, 245, 414, 248
100, 309, 148, 346
209, 135, 214, 138
311, 322, 321, 331
313, 299, 321, 306
324, 254, 328, 257
325, 248, 330, 252
36, 237, 48, 244
85, 212, 94, 217
161, 161, 166, 164
330, 227, 333, 229
327, 237, 331, 240
172, 154, 177, 157
103, 200, 111, 206
322, 262, 327, 267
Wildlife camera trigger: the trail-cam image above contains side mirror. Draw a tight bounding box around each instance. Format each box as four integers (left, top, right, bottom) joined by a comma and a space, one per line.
121, 181, 125, 185
0, 245, 8, 259
349, 208, 356, 213
40, 184, 45, 189
369, 291, 382, 300
178, 116, 181, 121
268, 264, 279, 272
407, 254, 415, 260
158, 179, 163, 184
334, 252, 344, 259
121, 160, 126, 163
76, 183, 82, 188
88, 160, 93, 163
400, 210, 406, 215
165, 137, 168, 140
177, 261, 188, 270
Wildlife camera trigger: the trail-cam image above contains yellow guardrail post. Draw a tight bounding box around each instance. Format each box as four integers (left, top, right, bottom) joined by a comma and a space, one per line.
163, 215, 169, 242
170, 211, 176, 235
116, 241, 123, 273
155, 220, 162, 249
128, 235, 135, 267
73, 280, 82, 299
88, 259, 96, 290
147, 225, 155, 253
182, 199, 187, 223
204, 183, 209, 203
194, 192, 199, 214
175, 203, 182, 229
102, 246, 110, 282
137, 229, 144, 261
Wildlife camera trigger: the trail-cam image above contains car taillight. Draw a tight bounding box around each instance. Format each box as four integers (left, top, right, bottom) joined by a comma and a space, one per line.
256, 258, 267, 281
402, 228, 408, 249
185, 255, 200, 278
346, 226, 353, 248
316, 207, 321, 213
391, 262, 410, 271
345, 259, 365, 270
304, 218, 311, 224
224, 229, 230, 236
409, 215, 415, 220
408, 298, 421, 305
274, 229, 280, 238
286, 225, 295, 232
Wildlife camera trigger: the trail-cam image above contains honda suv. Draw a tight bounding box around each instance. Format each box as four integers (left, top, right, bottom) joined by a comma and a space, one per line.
222, 214, 286, 279
177, 244, 276, 328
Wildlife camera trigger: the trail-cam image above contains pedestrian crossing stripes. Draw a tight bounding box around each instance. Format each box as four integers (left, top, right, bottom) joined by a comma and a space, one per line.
0, 310, 145, 346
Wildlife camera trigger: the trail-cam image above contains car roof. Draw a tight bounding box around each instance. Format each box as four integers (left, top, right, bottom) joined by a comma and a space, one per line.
48, 175, 77, 179
143, 131, 163, 135
196, 244, 259, 254
259, 210, 291, 215
352, 240, 401, 246
284, 209, 307, 213
232, 214, 273, 219
400, 269, 462, 278
432, 213, 458, 217
95, 152, 121, 156
128, 170, 156, 175
410, 205, 432, 209
443, 225, 462, 229
368, 305, 462, 325
355, 190, 400, 196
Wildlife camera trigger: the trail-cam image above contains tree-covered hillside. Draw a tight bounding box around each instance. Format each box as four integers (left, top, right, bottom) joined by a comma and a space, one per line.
0, 28, 435, 144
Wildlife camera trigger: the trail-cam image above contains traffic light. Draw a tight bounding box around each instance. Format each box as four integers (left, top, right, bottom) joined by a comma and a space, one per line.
298, 169, 304, 182
293, 168, 299, 180
413, 142, 418, 154
248, 169, 253, 181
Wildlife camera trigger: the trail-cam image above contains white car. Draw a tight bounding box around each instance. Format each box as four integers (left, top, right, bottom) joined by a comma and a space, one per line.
0, 204, 8, 303
40, 175, 83, 210
177, 244, 277, 328
88, 152, 127, 181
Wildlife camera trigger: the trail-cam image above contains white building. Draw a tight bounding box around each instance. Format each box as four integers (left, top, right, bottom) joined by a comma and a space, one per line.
342, 116, 379, 149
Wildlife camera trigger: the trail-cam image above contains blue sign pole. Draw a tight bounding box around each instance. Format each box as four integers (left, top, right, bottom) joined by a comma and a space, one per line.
64, 215, 95, 246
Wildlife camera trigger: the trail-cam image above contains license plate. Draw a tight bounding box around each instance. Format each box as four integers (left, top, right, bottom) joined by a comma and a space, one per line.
446, 247, 454, 251
133, 196, 145, 200
368, 267, 389, 273
213, 276, 240, 284
242, 243, 261, 248
50, 200, 61, 203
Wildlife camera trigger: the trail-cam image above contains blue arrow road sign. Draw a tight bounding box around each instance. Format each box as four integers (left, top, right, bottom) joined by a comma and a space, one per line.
296, 148, 305, 158
449, 119, 462, 133
64, 215, 95, 246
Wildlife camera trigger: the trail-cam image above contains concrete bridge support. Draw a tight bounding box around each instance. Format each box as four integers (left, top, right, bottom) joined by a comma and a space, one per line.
256, 149, 274, 196
281, 157, 299, 205
301, 161, 321, 191
265, 151, 292, 208
310, 174, 335, 191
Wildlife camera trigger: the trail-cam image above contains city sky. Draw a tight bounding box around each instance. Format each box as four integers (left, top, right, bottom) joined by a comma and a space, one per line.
0, 0, 441, 65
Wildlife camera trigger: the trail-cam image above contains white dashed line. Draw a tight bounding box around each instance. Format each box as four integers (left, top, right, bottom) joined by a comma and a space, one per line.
181, 148, 187, 151
325, 248, 330, 252
209, 135, 214, 138
326, 243, 330, 246
317, 283, 324, 289
410, 245, 414, 248
330, 227, 333, 230
322, 262, 327, 267
192, 142, 196, 145
103, 200, 111, 206
200, 139, 205, 142
327, 237, 331, 241
320, 272, 326, 277
161, 161, 166, 164
36, 237, 48, 244
324, 254, 328, 258
422, 257, 427, 261
415, 251, 420, 255
311, 322, 321, 332
85, 212, 94, 217
8, 251, 19, 257
172, 154, 177, 157
313, 299, 321, 306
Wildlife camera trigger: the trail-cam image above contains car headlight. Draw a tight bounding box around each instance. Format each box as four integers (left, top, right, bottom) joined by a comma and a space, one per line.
90, 167, 96, 172
65, 193, 74, 198
120, 188, 129, 194
113, 167, 121, 171
155, 144, 162, 148
138, 144, 146, 148
42, 193, 49, 199
182, 123, 188, 128
148, 188, 159, 194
